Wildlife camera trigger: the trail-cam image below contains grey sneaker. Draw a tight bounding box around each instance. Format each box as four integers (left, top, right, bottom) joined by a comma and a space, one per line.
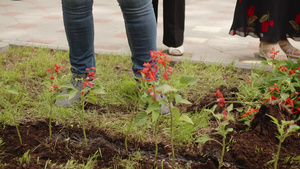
55, 73, 86, 107
155, 93, 173, 115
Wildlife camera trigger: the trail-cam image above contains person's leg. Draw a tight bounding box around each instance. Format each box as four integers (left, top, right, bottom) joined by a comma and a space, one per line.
118, 0, 171, 115
117, 0, 157, 77
62, 0, 95, 74
163, 0, 185, 48
56, 0, 95, 107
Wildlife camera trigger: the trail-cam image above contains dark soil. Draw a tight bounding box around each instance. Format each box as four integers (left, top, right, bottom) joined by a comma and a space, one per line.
1, 86, 300, 168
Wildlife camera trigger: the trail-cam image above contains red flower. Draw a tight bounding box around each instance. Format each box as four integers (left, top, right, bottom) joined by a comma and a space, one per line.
50, 75, 55, 80
53, 85, 58, 88
46, 68, 52, 72
262, 21, 269, 32
264, 95, 277, 102
147, 88, 153, 91
247, 5, 255, 18
269, 47, 280, 59
269, 87, 275, 92
218, 98, 225, 107
247, 77, 251, 84
216, 89, 221, 97
241, 108, 260, 117
295, 13, 300, 24
87, 81, 93, 87
90, 67, 96, 70
157, 90, 162, 93
269, 20, 274, 27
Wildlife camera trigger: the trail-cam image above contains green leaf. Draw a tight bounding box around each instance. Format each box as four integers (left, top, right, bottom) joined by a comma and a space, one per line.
146, 101, 160, 113
226, 128, 233, 132
60, 82, 76, 90
179, 75, 199, 86
174, 94, 192, 105
157, 84, 178, 93
179, 114, 194, 125
214, 114, 223, 121
87, 95, 98, 105
195, 135, 212, 143
69, 89, 78, 100
133, 112, 148, 126
6, 85, 18, 95
227, 104, 233, 113
56, 94, 69, 101
171, 107, 180, 119
152, 111, 159, 122
92, 88, 106, 95
266, 114, 279, 125
280, 93, 289, 102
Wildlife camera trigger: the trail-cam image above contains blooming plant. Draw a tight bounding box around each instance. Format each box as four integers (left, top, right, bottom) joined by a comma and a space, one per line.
196, 89, 234, 169
46, 63, 61, 139
237, 52, 300, 119
134, 50, 197, 165
61, 67, 105, 146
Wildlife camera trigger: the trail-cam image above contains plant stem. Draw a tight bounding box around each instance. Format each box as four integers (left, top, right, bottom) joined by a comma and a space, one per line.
170, 101, 175, 167
154, 117, 159, 161
12, 111, 22, 145
81, 101, 87, 147
274, 141, 282, 169
125, 103, 137, 153
49, 93, 53, 139
219, 135, 226, 169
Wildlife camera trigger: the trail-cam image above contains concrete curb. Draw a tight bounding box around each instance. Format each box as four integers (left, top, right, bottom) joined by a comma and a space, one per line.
0, 42, 9, 53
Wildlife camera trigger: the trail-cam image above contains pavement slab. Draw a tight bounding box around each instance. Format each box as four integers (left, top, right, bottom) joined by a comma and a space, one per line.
1, 0, 300, 70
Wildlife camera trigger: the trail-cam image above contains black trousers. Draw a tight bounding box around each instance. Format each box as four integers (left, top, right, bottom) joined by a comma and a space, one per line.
152, 0, 185, 48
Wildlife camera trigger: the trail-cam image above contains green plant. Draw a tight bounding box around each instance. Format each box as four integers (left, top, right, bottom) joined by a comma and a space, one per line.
266, 114, 300, 169
1, 85, 22, 144
196, 103, 234, 169
45, 64, 61, 139
60, 67, 105, 146
134, 50, 196, 166
18, 150, 31, 165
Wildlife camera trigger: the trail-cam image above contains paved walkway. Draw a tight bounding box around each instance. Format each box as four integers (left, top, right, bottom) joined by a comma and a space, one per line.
1, 0, 299, 70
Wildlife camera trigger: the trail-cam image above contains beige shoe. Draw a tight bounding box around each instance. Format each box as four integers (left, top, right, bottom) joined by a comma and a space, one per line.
278, 39, 300, 58
168, 45, 184, 56
259, 42, 287, 61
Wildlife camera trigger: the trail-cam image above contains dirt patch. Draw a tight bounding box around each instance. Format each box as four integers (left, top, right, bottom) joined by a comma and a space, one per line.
1, 86, 300, 168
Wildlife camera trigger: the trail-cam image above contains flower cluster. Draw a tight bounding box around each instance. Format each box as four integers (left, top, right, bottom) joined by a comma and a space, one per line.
46, 64, 61, 92
278, 65, 299, 75
216, 89, 227, 120
269, 48, 280, 59
138, 50, 173, 101
82, 67, 96, 92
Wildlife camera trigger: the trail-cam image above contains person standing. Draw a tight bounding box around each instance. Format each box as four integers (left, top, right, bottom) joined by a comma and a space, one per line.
152, 0, 185, 56
229, 0, 300, 60
56, 0, 171, 114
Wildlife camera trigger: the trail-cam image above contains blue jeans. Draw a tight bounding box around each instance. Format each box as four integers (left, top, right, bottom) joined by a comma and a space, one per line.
62, 0, 157, 77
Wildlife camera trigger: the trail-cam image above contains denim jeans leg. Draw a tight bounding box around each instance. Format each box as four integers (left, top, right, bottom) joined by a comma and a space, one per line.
62, 0, 95, 74
117, 0, 157, 78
